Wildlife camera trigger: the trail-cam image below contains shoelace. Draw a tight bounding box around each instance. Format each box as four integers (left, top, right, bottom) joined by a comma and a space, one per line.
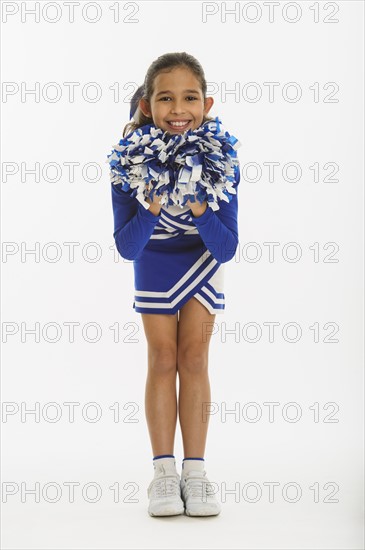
183, 471, 216, 500
148, 465, 181, 499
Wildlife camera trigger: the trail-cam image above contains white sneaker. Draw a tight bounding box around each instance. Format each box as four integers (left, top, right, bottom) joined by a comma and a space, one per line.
180, 469, 221, 516
147, 464, 184, 517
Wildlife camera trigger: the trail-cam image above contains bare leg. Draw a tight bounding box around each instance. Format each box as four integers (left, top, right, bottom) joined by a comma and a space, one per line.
176, 297, 216, 457
141, 312, 179, 456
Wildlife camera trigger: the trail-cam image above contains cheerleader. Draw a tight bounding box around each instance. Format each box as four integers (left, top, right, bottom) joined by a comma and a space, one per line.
108, 52, 241, 517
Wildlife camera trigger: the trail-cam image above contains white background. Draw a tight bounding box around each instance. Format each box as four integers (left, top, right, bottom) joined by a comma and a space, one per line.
1, 0, 364, 548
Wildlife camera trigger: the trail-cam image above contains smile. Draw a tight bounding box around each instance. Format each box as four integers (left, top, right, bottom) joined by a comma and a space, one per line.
167, 120, 192, 130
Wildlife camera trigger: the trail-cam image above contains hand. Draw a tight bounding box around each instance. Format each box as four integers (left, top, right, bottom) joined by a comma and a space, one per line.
145, 184, 162, 216
186, 195, 208, 218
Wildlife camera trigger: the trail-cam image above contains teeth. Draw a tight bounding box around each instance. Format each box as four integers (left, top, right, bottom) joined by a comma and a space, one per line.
169, 121, 190, 127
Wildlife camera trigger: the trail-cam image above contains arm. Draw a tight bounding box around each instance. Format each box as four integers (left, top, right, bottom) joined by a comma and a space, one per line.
190, 165, 240, 263
111, 183, 161, 260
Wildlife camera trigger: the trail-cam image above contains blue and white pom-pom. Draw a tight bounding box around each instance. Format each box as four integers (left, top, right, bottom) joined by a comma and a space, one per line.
106, 116, 242, 212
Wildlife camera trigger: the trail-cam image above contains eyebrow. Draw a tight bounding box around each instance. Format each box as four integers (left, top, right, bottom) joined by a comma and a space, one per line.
155, 89, 200, 96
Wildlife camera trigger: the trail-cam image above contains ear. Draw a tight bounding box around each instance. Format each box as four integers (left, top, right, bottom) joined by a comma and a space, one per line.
139, 97, 151, 118
203, 96, 214, 116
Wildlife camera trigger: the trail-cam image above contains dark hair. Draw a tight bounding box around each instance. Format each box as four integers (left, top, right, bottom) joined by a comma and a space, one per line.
129, 85, 145, 121
123, 52, 214, 137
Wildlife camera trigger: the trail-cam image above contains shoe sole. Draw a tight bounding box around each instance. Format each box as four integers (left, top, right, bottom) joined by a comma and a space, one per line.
184, 509, 221, 516
148, 506, 184, 517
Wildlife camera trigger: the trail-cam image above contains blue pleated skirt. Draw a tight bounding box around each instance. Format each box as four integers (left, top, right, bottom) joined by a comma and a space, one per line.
132, 203, 225, 315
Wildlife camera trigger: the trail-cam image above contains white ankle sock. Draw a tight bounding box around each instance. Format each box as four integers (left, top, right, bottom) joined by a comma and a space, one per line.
181, 457, 205, 475
153, 454, 177, 476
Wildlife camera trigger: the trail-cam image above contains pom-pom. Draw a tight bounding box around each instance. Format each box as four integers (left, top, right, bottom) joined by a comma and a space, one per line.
106, 116, 242, 211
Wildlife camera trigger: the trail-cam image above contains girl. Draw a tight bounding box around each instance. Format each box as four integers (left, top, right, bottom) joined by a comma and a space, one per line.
110, 52, 240, 517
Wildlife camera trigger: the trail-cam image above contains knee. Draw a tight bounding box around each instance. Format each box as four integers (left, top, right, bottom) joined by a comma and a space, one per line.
177, 347, 209, 376
148, 345, 177, 375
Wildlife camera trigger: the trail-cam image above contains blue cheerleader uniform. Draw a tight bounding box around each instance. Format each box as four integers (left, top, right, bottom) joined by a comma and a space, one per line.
111, 163, 240, 315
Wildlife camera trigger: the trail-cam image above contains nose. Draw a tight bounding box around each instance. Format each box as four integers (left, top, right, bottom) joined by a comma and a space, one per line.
170, 99, 186, 114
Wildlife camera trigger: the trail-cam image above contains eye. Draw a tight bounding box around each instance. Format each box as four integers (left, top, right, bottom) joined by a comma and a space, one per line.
158, 96, 198, 101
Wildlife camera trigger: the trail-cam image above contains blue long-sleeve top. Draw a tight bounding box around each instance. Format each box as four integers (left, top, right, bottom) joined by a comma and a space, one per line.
111, 165, 240, 264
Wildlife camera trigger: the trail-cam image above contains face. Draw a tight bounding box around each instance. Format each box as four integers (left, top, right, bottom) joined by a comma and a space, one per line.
139, 66, 214, 134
